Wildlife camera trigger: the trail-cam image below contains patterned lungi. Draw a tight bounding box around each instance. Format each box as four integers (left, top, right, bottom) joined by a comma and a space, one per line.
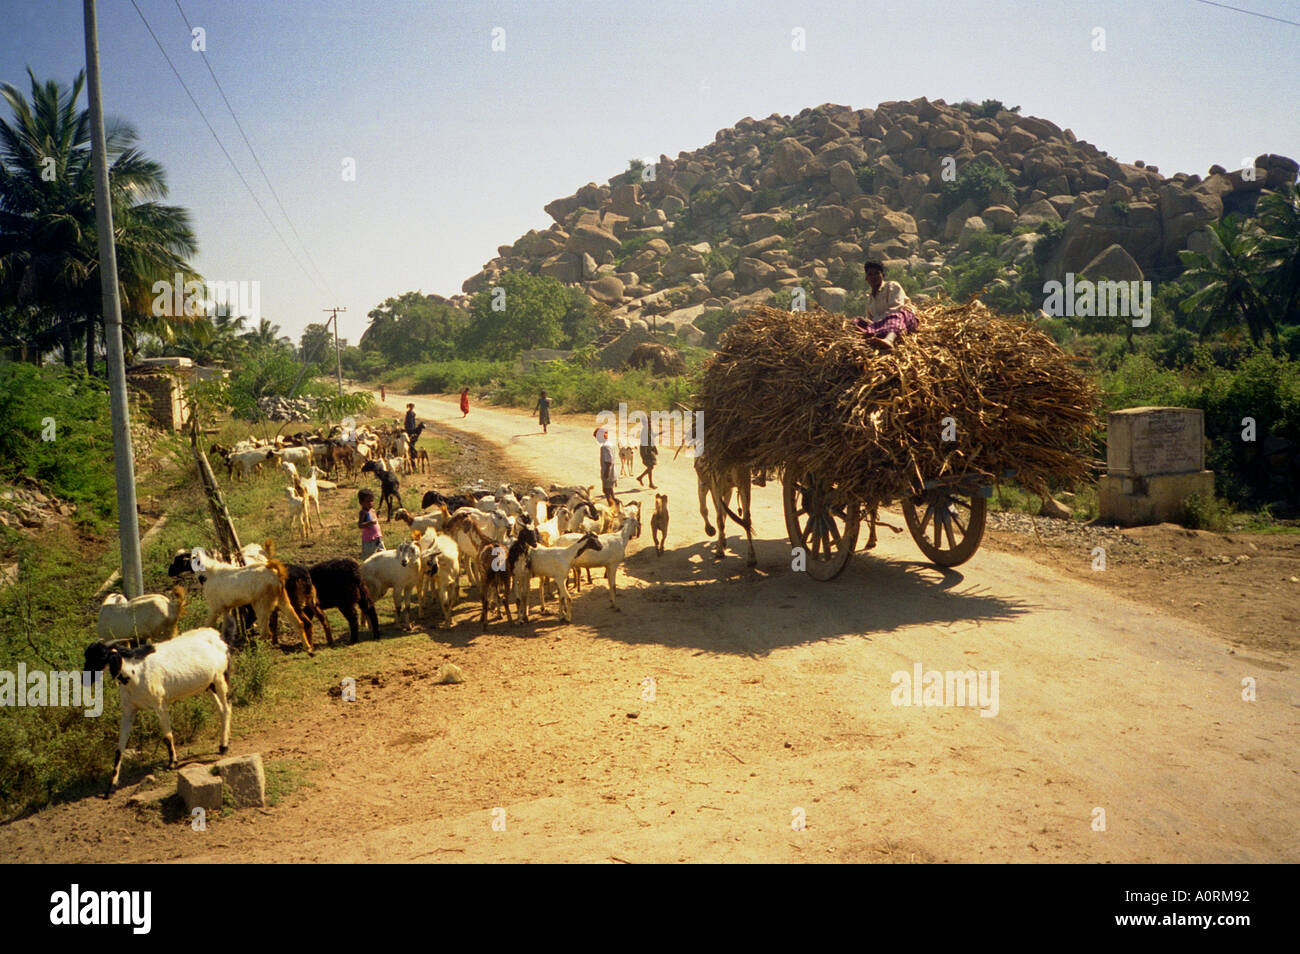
854, 306, 919, 338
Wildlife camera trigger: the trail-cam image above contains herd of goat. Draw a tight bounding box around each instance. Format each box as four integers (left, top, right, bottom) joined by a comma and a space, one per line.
81, 418, 715, 794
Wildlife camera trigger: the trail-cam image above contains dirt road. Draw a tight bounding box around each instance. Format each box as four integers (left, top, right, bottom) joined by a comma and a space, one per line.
6, 393, 1296, 863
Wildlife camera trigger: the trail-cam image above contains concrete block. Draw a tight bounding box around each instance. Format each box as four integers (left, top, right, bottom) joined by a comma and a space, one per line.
177, 765, 222, 812
215, 753, 266, 808
1106, 407, 1204, 476
1099, 470, 1215, 525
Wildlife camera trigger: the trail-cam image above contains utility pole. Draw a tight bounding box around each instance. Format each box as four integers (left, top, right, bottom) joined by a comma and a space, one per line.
84, 0, 143, 597
323, 306, 346, 396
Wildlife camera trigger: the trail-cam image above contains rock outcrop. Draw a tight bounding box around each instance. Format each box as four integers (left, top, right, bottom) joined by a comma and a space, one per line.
457, 98, 1296, 319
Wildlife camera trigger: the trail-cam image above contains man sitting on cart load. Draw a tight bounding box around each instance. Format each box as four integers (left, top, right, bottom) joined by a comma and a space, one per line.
854, 260, 918, 351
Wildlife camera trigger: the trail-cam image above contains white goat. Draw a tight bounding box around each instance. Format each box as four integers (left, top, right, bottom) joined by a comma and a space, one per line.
84, 627, 232, 794
299, 466, 323, 531
418, 531, 460, 627
534, 505, 570, 546
97, 585, 187, 645
521, 489, 549, 527
229, 448, 272, 480
496, 493, 523, 518
394, 506, 448, 537
361, 539, 423, 630
565, 500, 604, 535
526, 533, 603, 622
274, 445, 313, 469
561, 515, 640, 611
191, 547, 311, 652
285, 484, 310, 541
447, 508, 511, 588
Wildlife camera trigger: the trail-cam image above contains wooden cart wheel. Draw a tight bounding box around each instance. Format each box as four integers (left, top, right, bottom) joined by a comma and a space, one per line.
783, 466, 860, 581
902, 487, 987, 567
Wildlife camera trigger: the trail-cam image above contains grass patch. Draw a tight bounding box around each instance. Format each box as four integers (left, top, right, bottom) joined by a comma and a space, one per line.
263, 757, 320, 807
0, 398, 411, 820
424, 437, 455, 461
1182, 492, 1233, 532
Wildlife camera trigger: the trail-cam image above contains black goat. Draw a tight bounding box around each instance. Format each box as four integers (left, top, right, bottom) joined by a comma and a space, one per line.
360, 459, 403, 519
421, 490, 475, 512
308, 558, 381, 643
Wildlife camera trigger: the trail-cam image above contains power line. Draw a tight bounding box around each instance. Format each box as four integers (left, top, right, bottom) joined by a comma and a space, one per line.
128, 0, 326, 297
1190, 0, 1300, 27
172, 0, 333, 294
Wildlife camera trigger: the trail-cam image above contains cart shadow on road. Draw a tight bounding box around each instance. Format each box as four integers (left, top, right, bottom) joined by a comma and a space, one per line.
566, 537, 1031, 656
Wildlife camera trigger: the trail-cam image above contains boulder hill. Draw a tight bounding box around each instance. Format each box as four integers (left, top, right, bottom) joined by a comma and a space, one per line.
456, 97, 1298, 339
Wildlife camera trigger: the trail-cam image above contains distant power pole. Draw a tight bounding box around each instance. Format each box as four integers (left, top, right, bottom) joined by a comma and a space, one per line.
323, 306, 346, 396
84, 0, 143, 597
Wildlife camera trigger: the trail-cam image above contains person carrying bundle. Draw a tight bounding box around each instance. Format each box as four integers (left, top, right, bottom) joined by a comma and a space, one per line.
854, 260, 918, 351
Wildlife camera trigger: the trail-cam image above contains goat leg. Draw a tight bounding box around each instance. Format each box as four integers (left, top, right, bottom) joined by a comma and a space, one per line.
106, 704, 137, 795
157, 706, 178, 768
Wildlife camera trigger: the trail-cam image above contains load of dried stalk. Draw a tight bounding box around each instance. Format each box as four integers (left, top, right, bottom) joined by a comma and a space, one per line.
695, 301, 1101, 503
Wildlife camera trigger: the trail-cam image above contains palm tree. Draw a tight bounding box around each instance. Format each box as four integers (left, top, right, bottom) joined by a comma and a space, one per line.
0, 70, 198, 371
1254, 182, 1300, 326
1178, 217, 1275, 346
241, 317, 284, 352
208, 311, 248, 365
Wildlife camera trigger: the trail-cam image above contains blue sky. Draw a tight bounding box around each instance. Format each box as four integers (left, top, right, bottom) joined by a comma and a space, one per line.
1, 0, 1297, 344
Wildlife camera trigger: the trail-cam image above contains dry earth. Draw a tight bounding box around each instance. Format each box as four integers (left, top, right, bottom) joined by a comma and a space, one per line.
3, 393, 1297, 863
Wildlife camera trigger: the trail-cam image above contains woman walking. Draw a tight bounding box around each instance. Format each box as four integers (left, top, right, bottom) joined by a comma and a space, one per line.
635, 420, 658, 489
459, 386, 470, 418
535, 390, 552, 434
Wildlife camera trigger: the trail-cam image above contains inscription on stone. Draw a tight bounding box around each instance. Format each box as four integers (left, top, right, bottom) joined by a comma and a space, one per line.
1106, 407, 1204, 476
1132, 412, 1199, 475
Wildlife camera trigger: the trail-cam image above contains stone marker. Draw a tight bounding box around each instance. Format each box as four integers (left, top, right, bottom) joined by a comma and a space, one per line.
215, 753, 267, 808
1107, 406, 1204, 475
177, 764, 222, 812
1099, 406, 1215, 525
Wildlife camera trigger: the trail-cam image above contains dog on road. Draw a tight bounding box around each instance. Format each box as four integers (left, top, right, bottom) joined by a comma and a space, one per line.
651, 493, 669, 556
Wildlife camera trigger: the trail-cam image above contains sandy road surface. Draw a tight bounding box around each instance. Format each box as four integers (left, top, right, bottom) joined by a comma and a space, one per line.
6, 392, 1295, 863
371, 393, 1298, 862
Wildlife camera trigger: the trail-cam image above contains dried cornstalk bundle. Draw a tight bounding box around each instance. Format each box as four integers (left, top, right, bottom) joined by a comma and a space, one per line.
696, 301, 1101, 503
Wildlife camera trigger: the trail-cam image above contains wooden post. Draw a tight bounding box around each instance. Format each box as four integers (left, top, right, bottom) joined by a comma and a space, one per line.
188, 419, 243, 563
187, 418, 251, 645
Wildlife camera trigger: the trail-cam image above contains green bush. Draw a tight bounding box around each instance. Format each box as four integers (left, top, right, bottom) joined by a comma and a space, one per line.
1101, 350, 1300, 507
339, 345, 389, 380
1100, 353, 1190, 409
227, 349, 305, 419
958, 99, 1020, 119
939, 157, 1015, 218
310, 390, 376, 421
616, 233, 655, 266
855, 165, 876, 194
229, 639, 272, 706
751, 187, 780, 213
1032, 219, 1066, 264
0, 365, 116, 522
408, 359, 511, 394
695, 308, 740, 345
703, 246, 740, 276
1182, 493, 1232, 531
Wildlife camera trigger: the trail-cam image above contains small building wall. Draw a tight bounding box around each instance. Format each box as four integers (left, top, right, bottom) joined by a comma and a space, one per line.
128, 371, 187, 431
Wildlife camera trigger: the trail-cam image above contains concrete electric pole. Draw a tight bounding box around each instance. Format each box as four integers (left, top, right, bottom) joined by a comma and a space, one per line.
84, 0, 143, 597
